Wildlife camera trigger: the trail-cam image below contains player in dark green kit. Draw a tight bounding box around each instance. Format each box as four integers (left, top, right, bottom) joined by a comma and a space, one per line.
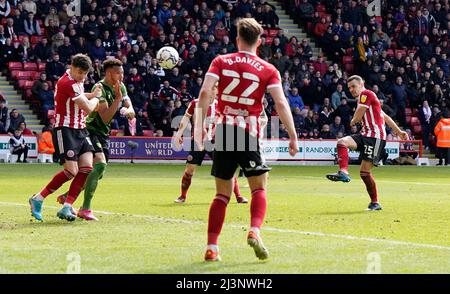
57, 58, 135, 220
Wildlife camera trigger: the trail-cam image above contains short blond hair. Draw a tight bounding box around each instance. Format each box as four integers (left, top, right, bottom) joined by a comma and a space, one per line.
237, 18, 263, 46
348, 75, 364, 83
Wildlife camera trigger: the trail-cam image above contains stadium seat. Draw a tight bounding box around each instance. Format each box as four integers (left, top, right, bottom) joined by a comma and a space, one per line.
30, 36, 43, 44
10, 70, 21, 80
143, 130, 154, 137
410, 116, 420, 126
19, 80, 34, 90
17, 35, 27, 43
38, 63, 46, 71
16, 71, 33, 80
386, 49, 394, 57
344, 63, 354, 73
23, 62, 38, 71
8, 62, 22, 71
269, 29, 279, 37
306, 22, 313, 33
390, 41, 397, 49
395, 49, 407, 57
342, 56, 353, 64
31, 71, 41, 80
316, 4, 326, 12
408, 50, 416, 56
23, 89, 33, 101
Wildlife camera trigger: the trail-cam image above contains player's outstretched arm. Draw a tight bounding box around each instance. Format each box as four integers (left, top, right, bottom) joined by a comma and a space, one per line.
383, 111, 408, 140
72, 94, 99, 114
194, 75, 217, 149
268, 85, 299, 156
174, 114, 191, 147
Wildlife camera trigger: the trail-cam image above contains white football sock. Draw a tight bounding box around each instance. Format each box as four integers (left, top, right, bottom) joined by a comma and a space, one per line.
33, 194, 44, 201
207, 244, 219, 252
250, 227, 260, 236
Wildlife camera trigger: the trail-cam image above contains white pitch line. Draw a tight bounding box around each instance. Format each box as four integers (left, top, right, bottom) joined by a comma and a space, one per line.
293, 175, 450, 186
1, 201, 450, 251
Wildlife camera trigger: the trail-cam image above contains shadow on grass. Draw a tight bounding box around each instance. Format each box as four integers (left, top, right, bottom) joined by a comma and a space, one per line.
316, 210, 369, 216
139, 260, 269, 274
151, 202, 211, 208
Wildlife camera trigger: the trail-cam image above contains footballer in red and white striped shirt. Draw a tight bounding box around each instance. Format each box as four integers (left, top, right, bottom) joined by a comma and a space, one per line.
195, 18, 298, 262
30, 54, 103, 222
326, 75, 408, 211
172, 83, 247, 204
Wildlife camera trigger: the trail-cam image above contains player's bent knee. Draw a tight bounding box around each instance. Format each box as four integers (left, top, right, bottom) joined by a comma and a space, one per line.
95, 162, 107, 178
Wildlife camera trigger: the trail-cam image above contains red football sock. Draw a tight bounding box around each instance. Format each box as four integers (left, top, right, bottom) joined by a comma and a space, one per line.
337, 143, 349, 174
40, 169, 75, 198
233, 176, 241, 198
250, 189, 267, 229
360, 171, 378, 203
65, 166, 93, 205
207, 194, 230, 245
180, 172, 192, 198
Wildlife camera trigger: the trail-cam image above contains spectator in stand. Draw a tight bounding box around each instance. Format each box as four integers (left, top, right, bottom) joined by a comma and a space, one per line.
319, 105, 333, 127
314, 17, 329, 38
16, 36, 34, 62
45, 53, 65, 82
287, 87, 304, 112
297, 0, 314, 24
33, 37, 52, 62
419, 100, 432, 151
334, 97, 352, 132
331, 84, 348, 109
58, 37, 76, 64
392, 76, 407, 127
89, 38, 107, 62
0, 37, 15, 68
38, 81, 54, 114
24, 12, 41, 36
319, 124, 334, 139
279, 123, 289, 139
7, 109, 25, 134
158, 80, 179, 102
32, 72, 48, 97
9, 128, 29, 163
0, 98, 9, 134
330, 115, 345, 138
38, 125, 55, 159
18, 121, 33, 135
0, 0, 11, 22
292, 107, 305, 134
434, 110, 450, 165
304, 109, 318, 132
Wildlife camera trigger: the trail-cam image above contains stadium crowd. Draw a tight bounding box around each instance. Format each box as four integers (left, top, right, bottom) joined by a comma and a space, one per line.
0, 0, 449, 152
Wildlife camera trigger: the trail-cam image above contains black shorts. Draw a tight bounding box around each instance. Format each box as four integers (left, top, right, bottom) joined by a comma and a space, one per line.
53, 127, 94, 164
351, 134, 386, 166
90, 132, 110, 162
211, 124, 271, 180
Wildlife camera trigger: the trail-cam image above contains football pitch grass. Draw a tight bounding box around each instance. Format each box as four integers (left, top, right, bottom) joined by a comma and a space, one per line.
0, 163, 449, 274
